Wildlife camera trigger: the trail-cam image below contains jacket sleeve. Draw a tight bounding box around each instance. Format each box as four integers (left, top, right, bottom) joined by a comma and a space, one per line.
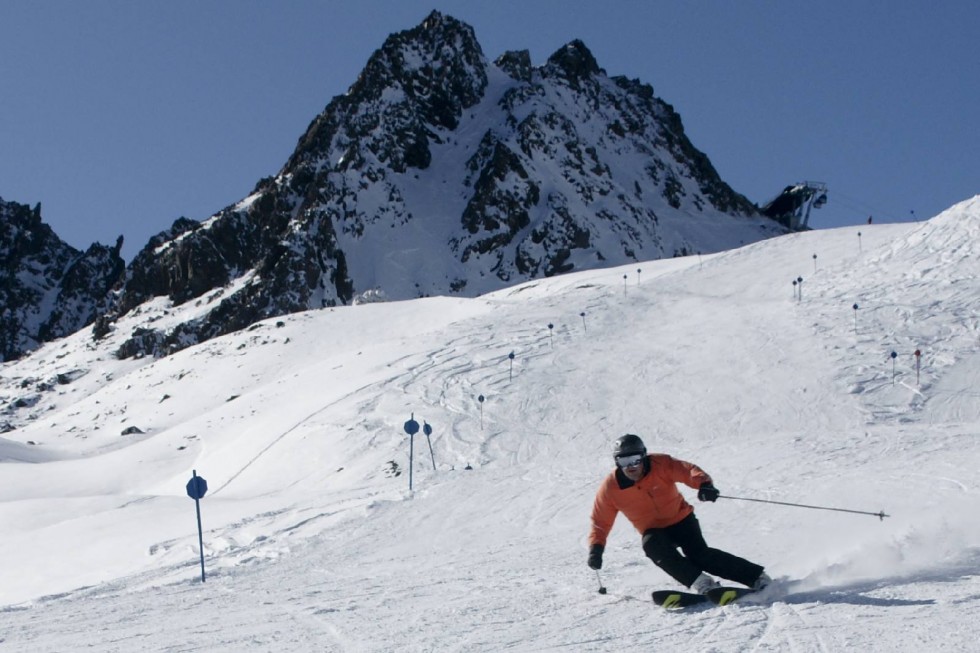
665, 455, 712, 489
588, 477, 618, 547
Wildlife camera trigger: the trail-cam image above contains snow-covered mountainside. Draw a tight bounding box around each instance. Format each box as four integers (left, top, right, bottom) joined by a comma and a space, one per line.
0, 197, 977, 651
2, 12, 789, 362
102, 10, 786, 358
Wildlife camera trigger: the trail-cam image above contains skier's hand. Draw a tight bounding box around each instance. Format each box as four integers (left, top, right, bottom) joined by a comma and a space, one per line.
587, 544, 604, 570
698, 482, 720, 502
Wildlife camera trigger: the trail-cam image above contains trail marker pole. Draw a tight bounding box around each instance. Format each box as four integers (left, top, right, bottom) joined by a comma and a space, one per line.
797, 277, 804, 302
623, 274, 627, 296
637, 268, 642, 285
404, 414, 420, 490
792, 279, 798, 300
508, 351, 515, 381
423, 421, 436, 471
812, 254, 818, 273
914, 349, 921, 385
478, 395, 485, 430
580, 312, 587, 333
858, 231, 862, 253
853, 303, 859, 333
185, 470, 209, 582
547, 323, 554, 348
890, 351, 898, 384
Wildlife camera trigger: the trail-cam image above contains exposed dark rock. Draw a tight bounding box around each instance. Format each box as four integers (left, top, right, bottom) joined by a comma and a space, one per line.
496, 50, 532, 82
4, 13, 787, 363
0, 197, 125, 361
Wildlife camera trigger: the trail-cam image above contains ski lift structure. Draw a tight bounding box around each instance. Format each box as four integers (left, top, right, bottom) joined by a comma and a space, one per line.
760, 181, 828, 231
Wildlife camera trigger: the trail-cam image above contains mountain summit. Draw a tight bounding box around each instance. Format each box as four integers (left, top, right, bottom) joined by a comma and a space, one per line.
15, 12, 789, 359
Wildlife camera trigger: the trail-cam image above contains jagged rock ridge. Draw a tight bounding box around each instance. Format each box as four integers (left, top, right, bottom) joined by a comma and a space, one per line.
7, 12, 789, 359
0, 197, 125, 361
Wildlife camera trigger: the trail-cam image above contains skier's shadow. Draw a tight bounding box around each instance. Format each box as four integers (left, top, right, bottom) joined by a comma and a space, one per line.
761, 573, 961, 608
778, 588, 934, 608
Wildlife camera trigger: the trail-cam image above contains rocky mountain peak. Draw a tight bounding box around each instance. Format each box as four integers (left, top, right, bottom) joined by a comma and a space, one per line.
546, 39, 602, 82
495, 50, 533, 82
0, 197, 125, 361
290, 10, 488, 176
6, 13, 790, 362
354, 9, 486, 120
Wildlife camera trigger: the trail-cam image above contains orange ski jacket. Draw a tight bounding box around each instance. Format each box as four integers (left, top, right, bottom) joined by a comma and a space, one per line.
589, 454, 712, 547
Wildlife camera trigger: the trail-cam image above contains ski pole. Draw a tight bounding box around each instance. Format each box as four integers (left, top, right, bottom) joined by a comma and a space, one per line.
719, 494, 889, 520
594, 570, 607, 594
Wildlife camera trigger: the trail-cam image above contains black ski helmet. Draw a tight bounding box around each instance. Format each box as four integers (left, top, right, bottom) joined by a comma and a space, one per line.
613, 433, 646, 458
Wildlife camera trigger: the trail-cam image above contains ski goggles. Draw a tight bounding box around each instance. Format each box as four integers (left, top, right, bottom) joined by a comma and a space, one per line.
615, 454, 645, 469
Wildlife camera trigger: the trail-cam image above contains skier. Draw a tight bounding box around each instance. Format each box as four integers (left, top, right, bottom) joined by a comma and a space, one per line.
587, 434, 770, 595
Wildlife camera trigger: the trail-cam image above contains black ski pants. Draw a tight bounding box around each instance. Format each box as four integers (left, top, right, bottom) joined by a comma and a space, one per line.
641, 513, 763, 588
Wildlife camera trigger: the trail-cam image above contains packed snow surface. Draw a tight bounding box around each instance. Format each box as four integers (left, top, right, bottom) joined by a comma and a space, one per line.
1, 197, 978, 651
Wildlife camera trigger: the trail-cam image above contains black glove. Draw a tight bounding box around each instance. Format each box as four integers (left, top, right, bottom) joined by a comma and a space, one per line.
587, 543, 604, 570
698, 482, 720, 502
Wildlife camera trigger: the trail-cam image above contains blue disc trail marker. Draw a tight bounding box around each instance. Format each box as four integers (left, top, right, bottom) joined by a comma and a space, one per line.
185, 470, 208, 582
404, 414, 420, 490
423, 421, 436, 470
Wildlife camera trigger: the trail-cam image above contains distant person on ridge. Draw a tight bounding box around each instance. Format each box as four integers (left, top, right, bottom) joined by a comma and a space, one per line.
587, 434, 771, 595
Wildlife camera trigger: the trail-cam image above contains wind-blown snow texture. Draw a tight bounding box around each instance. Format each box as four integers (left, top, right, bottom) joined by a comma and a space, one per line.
1, 196, 978, 651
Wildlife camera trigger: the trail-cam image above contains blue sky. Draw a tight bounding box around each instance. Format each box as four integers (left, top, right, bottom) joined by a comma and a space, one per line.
2, 1, 976, 260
